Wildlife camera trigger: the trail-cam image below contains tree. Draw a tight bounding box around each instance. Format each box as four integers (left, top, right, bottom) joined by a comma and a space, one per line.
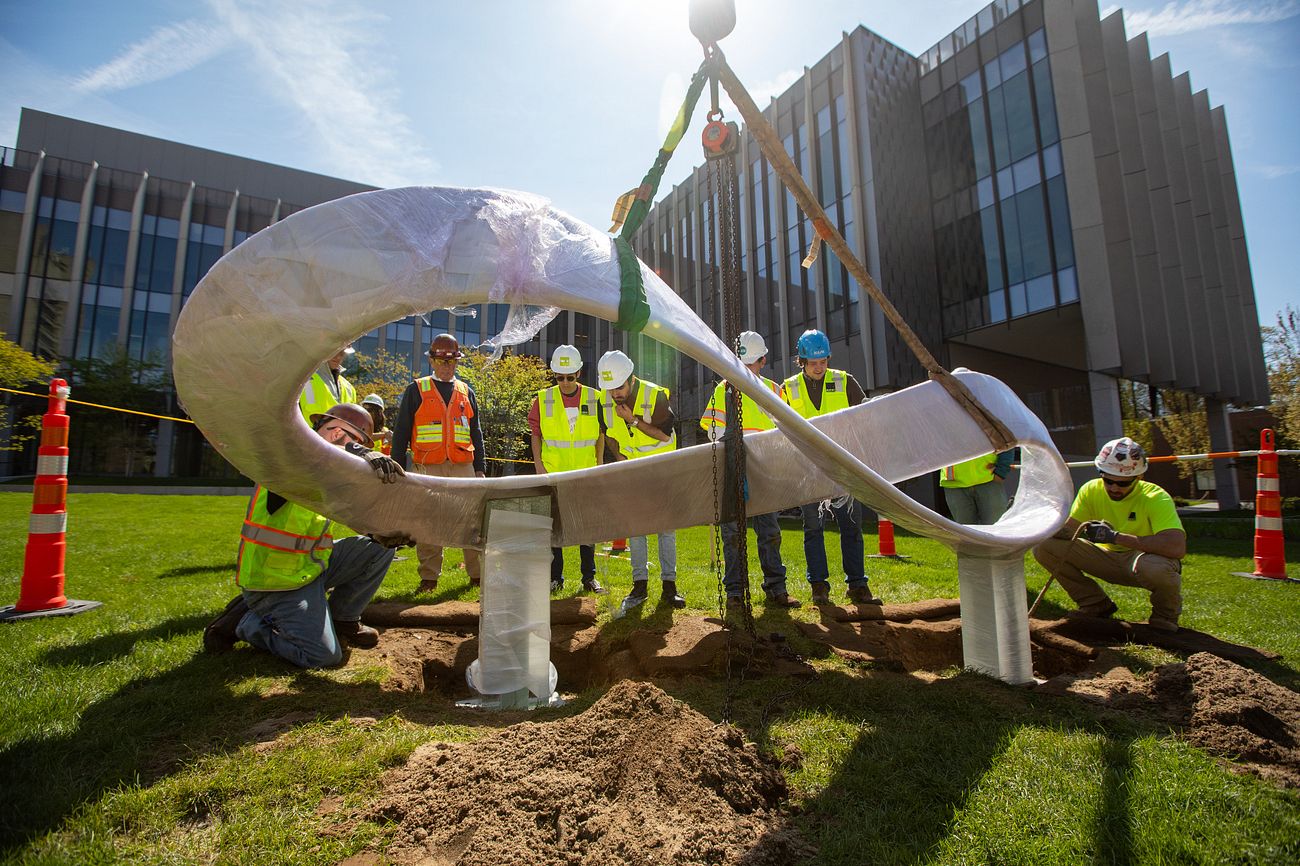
1152, 389, 1209, 488
456, 351, 552, 475
1263, 305, 1300, 446
63, 349, 169, 476
349, 348, 415, 427
0, 332, 58, 453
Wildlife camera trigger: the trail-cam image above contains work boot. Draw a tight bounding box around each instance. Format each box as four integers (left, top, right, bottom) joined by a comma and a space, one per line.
581, 577, 608, 595
765, 592, 802, 609
846, 585, 883, 606
1070, 598, 1118, 619
203, 595, 248, 654
1147, 615, 1179, 633
810, 581, 832, 605
618, 580, 650, 615
660, 581, 687, 610
417, 578, 439, 594
335, 620, 380, 648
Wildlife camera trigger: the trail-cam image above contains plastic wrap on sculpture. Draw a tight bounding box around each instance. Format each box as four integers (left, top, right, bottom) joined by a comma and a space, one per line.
172, 185, 1075, 685
465, 508, 557, 703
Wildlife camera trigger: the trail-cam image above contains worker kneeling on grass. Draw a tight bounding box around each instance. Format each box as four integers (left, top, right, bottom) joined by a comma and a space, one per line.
203, 403, 412, 668
1031, 436, 1185, 632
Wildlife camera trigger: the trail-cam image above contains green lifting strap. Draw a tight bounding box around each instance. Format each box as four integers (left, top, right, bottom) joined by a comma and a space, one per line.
613, 63, 709, 333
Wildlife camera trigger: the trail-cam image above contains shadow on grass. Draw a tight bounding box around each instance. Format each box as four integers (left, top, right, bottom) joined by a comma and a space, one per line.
0, 621, 508, 853
40, 614, 215, 667
658, 663, 1154, 866
155, 563, 239, 579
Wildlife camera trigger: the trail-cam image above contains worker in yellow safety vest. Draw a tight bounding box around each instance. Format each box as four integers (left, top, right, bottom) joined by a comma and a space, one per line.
701, 331, 800, 611
939, 451, 1014, 525
391, 333, 486, 593
529, 345, 608, 596
202, 402, 410, 668
597, 349, 685, 612
782, 329, 882, 606
298, 344, 358, 424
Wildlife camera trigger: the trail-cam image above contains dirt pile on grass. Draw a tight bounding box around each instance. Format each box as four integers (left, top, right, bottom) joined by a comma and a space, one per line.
1180, 653, 1300, 788
1042, 651, 1300, 787
367, 680, 812, 865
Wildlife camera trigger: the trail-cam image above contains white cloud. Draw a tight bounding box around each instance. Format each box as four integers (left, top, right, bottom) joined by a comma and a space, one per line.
1102, 0, 1300, 37
1256, 164, 1300, 179
72, 20, 233, 93
206, 0, 438, 188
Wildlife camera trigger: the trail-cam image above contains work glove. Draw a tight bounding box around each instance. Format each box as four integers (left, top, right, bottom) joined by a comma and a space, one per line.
346, 442, 406, 483
1080, 520, 1118, 545
368, 532, 415, 549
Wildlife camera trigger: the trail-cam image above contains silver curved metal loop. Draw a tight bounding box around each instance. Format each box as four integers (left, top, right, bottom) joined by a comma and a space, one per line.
173, 186, 1072, 554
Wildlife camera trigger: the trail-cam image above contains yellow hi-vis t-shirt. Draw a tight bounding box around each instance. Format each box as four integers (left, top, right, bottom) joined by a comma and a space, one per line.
1069, 479, 1184, 551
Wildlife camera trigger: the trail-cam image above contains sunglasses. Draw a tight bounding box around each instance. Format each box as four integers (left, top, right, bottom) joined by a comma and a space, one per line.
555, 374, 578, 382
1100, 475, 1136, 488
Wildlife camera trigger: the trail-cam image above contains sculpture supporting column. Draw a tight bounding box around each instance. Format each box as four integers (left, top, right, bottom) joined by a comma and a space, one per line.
460, 496, 561, 710
957, 552, 1034, 685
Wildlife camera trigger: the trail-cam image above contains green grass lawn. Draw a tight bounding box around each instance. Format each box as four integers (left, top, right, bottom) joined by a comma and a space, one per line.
1, 491, 1298, 864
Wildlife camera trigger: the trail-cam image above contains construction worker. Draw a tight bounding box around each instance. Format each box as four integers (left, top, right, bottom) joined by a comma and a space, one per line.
361, 393, 392, 456
597, 349, 684, 611
299, 344, 357, 424
529, 345, 608, 596
391, 334, 486, 593
1032, 437, 1185, 631
203, 402, 409, 667
782, 328, 882, 606
940, 451, 1014, 524
701, 331, 799, 611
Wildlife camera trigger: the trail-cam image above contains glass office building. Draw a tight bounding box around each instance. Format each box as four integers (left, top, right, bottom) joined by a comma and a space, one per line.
632, 0, 1267, 500
0, 110, 633, 479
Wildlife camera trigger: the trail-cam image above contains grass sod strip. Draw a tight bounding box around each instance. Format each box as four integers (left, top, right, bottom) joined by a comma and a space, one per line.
0, 492, 1297, 864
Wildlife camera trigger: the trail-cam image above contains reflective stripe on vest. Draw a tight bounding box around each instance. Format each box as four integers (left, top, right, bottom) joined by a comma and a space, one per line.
783, 370, 849, 419
412, 377, 475, 465
603, 380, 675, 460
538, 384, 602, 472
700, 377, 780, 434
236, 486, 333, 592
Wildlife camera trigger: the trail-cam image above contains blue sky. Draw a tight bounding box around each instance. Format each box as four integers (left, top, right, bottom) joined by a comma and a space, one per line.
1, 0, 1296, 327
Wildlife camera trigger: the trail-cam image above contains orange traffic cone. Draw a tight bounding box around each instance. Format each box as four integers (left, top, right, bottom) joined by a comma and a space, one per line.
867, 518, 909, 560
1235, 429, 1296, 583
1, 379, 102, 622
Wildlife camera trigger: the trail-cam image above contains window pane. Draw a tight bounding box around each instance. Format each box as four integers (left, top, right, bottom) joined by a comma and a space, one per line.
1034, 61, 1059, 146
960, 71, 982, 104
981, 206, 1004, 291
1008, 280, 1028, 317
1047, 176, 1074, 268
1028, 29, 1047, 63
1000, 197, 1023, 285
969, 99, 990, 178
1015, 187, 1051, 279
999, 43, 1027, 80
1042, 142, 1062, 178
986, 86, 1010, 168
1058, 266, 1078, 302
1026, 273, 1055, 312
1012, 154, 1041, 191
1003, 71, 1036, 162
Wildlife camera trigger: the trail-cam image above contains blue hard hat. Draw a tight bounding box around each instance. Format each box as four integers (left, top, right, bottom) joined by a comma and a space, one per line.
796, 329, 831, 360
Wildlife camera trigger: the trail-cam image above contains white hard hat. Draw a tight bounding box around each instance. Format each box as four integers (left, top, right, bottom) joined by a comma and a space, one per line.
1095, 436, 1148, 477
736, 331, 767, 361
361, 393, 385, 409
550, 344, 583, 374
597, 350, 635, 390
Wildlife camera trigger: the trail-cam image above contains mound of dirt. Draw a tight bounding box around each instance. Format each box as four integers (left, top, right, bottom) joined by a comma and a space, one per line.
1041, 651, 1300, 787
366, 680, 812, 865
1182, 653, 1300, 788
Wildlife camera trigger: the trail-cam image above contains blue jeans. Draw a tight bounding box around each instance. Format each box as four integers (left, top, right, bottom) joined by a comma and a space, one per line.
630, 532, 677, 582
236, 535, 394, 669
943, 480, 1008, 525
721, 511, 787, 598
800, 499, 866, 587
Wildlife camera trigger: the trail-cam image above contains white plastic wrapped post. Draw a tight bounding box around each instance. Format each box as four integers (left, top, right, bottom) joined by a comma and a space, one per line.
468, 503, 556, 705
957, 553, 1034, 684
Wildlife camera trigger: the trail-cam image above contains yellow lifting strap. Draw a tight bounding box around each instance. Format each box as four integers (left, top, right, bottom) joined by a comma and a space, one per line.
711, 52, 1017, 453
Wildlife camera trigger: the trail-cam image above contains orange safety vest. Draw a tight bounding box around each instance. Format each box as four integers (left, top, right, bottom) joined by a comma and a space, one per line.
411, 377, 475, 465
